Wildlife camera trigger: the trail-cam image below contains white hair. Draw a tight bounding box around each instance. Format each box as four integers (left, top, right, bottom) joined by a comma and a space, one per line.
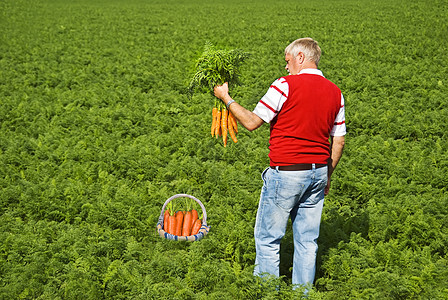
285, 38, 321, 66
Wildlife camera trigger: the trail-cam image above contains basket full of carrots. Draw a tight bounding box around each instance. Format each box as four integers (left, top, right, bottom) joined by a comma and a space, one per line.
156, 194, 210, 241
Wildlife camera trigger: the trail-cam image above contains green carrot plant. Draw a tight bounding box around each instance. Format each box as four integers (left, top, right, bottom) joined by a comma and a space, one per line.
2, 1, 447, 299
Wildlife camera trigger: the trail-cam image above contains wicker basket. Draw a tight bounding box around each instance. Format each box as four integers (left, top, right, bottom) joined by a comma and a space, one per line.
156, 194, 210, 241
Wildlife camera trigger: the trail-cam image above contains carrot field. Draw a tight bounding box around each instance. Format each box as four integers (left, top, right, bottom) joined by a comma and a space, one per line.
1, 0, 447, 298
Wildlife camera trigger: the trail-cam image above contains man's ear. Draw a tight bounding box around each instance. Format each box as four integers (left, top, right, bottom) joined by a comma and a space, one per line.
297, 52, 305, 64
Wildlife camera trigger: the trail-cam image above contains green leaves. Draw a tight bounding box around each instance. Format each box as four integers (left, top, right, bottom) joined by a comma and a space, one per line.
188, 42, 250, 96
1, 0, 448, 299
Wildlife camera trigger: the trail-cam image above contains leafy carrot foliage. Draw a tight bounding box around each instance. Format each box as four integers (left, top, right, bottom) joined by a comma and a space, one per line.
0, 0, 447, 299
188, 42, 250, 96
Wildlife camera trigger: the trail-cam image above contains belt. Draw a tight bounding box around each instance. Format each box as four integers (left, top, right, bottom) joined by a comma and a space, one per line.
270, 163, 327, 171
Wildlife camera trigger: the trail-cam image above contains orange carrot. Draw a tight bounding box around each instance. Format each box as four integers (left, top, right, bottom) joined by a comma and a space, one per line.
191, 209, 198, 223
167, 215, 176, 235
229, 111, 238, 133
211, 107, 218, 137
228, 117, 238, 143
182, 210, 193, 236
191, 219, 202, 235
221, 108, 228, 147
163, 209, 170, 231
174, 211, 184, 236
215, 109, 222, 138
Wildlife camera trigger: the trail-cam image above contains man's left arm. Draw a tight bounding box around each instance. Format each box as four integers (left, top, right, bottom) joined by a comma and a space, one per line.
325, 135, 345, 195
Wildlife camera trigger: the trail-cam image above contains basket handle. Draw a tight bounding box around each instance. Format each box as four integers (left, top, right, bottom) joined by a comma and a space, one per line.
157, 194, 208, 226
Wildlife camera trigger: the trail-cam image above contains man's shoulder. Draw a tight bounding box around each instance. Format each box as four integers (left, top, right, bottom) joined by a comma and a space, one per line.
270, 77, 289, 88
275, 76, 289, 83
284, 73, 342, 95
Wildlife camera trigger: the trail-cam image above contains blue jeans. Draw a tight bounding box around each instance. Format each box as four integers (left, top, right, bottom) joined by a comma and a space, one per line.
253, 165, 327, 287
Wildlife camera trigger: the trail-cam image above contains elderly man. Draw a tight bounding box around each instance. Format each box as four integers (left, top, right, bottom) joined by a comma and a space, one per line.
214, 38, 346, 289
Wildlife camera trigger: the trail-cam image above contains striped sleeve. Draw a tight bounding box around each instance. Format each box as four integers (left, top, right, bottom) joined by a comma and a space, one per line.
330, 93, 346, 136
253, 78, 289, 123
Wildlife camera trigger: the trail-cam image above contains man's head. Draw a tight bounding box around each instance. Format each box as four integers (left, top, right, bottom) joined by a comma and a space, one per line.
284, 38, 321, 75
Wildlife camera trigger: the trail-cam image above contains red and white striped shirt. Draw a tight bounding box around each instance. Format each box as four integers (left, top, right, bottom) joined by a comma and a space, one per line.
253, 69, 346, 165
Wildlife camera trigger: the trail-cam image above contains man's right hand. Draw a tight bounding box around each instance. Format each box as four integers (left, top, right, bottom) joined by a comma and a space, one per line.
214, 82, 229, 102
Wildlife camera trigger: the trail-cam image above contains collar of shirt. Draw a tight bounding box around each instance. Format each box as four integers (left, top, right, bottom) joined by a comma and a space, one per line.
298, 68, 324, 77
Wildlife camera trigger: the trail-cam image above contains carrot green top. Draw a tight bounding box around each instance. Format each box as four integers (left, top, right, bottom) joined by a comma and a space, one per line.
188, 42, 250, 97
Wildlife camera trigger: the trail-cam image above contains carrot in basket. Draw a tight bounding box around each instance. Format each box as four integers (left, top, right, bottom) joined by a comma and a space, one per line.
221, 107, 228, 147
167, 214, 176, 235
191, 219, 202, 235
191, 209, 198, 223
174, 211, 184, 236
182, 210, 193, 236
163, 209, 170, 231
211, 106, 218, 137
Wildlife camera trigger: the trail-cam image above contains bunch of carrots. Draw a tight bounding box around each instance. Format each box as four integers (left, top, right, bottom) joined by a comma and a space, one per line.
211, 102, 238, 147
163, 200, 202, 236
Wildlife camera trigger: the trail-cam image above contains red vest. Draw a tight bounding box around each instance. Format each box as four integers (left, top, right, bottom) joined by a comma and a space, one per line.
269, 73, 342, 165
